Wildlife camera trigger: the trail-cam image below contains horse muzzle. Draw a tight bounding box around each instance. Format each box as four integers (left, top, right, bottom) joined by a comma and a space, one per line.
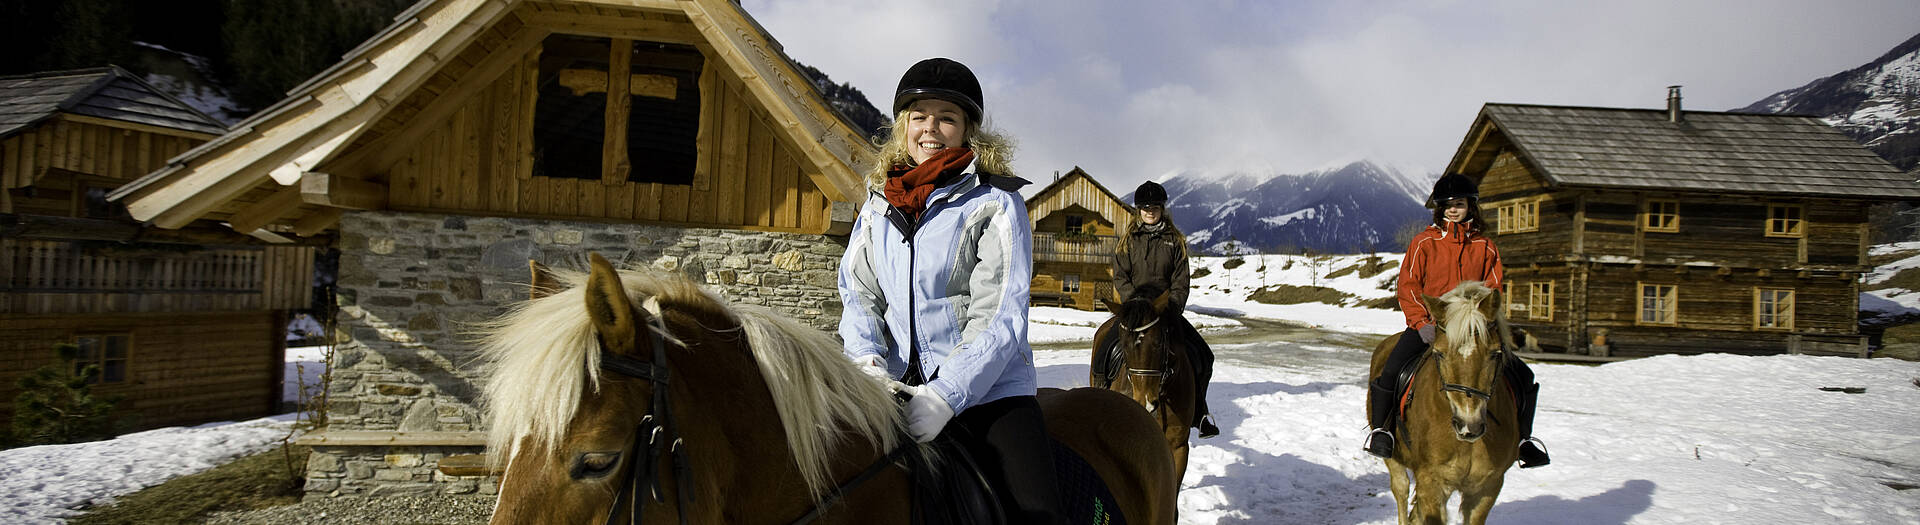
1451, 413, 1487, 442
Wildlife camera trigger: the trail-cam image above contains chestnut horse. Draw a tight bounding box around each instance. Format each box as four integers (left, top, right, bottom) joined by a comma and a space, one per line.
1368, 281, 1520, 525
1090, 290, 1196, 484
480, 254, 1176, 524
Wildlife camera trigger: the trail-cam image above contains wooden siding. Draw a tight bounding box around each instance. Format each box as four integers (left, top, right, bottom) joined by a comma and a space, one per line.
1028, 174, 1132, 235
1031, 260, 1113, 311
0, 240, 313, 314
0, 311, 283, 431
373, 34, 831, 233
2, 118, 200, 214
1480, 150, 1573, 263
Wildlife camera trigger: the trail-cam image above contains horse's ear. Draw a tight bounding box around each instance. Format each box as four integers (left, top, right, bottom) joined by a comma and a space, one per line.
1480, 286, 1503, 321
528, 260, 561, 300
1151, 289, 1172, 314
584, 253, 641, 356
1420, 294, 1446, 322
1100, 297, 1121, 313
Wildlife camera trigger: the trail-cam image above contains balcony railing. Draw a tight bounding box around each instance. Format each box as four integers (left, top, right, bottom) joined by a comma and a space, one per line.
1032, 232, 1118, 264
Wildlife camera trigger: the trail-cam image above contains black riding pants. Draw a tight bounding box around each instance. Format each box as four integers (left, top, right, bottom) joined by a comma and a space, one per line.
946, 395, 1064, 525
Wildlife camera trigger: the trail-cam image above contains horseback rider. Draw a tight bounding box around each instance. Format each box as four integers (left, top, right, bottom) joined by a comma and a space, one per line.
836, 57, 1065, 524
1094, 181, 1222, 439
1363, 173, 1550, 468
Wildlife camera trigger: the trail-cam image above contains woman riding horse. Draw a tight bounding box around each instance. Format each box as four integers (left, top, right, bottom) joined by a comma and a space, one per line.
836, 57, 1064, 523
1094, 181, 1220, 439
1364, 173, 1550, 468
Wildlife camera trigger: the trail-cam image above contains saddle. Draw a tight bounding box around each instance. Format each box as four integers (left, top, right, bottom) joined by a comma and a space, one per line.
908, 435, 1127, 525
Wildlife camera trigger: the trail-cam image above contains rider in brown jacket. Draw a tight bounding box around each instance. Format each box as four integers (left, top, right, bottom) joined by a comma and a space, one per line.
1100, 180, 1220, 439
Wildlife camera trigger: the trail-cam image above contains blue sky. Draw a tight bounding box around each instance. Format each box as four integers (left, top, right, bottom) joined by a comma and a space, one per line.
748, 0, 1920, 195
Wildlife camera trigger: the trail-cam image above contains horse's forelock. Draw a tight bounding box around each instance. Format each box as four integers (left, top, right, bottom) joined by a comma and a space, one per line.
1119, 296, 1161, 329
1438, 281, 1494, 358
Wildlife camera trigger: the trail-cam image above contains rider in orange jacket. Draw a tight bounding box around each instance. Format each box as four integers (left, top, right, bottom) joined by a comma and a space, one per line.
1364, 173, 1550, 469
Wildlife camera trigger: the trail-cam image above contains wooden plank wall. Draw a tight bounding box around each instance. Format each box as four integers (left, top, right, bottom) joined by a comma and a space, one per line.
1476, 151, 1569, 262
1029, 176, 1130, 235
0, 311, 280, 431
383, 42, 831, 233
1583, 270, 1855, 334
1, 118, 201, 214
1031, 260, 1112, 310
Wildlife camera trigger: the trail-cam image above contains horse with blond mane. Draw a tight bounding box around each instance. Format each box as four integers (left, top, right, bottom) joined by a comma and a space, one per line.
478, 254, 1176, 524
1368, 281, 1522, 525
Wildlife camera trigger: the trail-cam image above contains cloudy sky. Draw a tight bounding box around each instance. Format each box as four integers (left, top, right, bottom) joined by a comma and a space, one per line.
747, 0, 1920, 195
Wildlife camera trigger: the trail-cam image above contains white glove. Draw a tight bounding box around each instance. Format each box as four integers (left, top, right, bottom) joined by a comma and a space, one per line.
890, 381, 955, 443
852, 354, 891, 382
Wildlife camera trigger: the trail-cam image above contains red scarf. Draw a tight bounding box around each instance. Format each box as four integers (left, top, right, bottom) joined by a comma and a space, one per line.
885, 148, 975, 220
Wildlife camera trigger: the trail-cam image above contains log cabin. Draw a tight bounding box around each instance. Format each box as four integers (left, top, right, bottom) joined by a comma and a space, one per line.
1446, 89, 1920, 358
0, 66, 318, 434
1026, 167, 1132, 310
107, 0, 877, 496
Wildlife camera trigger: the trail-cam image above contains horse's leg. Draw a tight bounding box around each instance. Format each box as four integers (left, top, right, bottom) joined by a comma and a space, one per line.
1460, 474, 1507, 525
1409, 470, 1450, 525
1171, 440, 1190, 486
1385, 458, 1412, 525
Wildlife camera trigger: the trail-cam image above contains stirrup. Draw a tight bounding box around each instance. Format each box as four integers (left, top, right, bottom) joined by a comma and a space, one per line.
1197, 415, 1220, 439
1363, 428, 1395, 459
1518, 437, 1551, 468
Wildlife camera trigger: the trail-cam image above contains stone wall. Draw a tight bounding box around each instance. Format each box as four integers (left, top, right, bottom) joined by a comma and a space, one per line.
305, 210, 847, 496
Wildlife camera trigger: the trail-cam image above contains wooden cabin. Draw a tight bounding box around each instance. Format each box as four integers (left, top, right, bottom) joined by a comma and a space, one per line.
0, 66, 318, 433
1026, 167, 1132, 310
108, 0, 874, 497
1445, 96, 1920, 358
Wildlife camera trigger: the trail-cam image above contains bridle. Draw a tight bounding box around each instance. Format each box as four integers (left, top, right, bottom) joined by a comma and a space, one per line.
1428, 326, 1502, 404
592, 309, 917, 525
1116, 315, 1175, 411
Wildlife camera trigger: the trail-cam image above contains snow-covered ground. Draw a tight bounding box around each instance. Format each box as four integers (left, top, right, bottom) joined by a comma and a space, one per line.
1866, 242, 1920, 313
4, 252, 1918, 524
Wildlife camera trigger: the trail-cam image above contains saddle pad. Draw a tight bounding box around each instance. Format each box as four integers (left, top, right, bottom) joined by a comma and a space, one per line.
1052, 439, 1126, 525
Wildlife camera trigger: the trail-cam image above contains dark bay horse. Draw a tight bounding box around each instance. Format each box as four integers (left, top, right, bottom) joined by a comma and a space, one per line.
1090, 291, 1197, 484
1368, 281, 1521, 525
480, 254, 1177, 524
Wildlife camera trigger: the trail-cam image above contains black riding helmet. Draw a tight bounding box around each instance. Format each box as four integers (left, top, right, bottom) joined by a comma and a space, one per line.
894, 58, 983, 123
1426, 173, 1478, 209
1134, 181, 1168, 208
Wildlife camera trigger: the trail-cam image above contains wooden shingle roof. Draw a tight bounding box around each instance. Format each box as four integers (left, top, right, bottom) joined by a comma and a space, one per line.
1447, 103, 1920, 200
0, 66, 226, 138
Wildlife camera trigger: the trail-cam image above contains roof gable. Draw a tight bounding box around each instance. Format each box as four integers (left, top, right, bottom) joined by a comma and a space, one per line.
1447, 103, 1920, 199
1026, 166, 1132, 224
110, 0, 875, 231
0, 66, 225, 138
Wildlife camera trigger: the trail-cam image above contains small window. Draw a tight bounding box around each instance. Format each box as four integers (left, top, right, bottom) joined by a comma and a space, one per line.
1529, 281, 1554, 321
1643, 199, 1678, 233
1062, 274, 1081, 293
1637, 283, 1677, 325
1755, 288, 1794, 330
1513, 200, 1539, 232
1065, 215, 1085, 234
73, 333, 130, 384
1766, 204, 1803, 238
1495, 205, 1516, 234
532, 35, 703, 184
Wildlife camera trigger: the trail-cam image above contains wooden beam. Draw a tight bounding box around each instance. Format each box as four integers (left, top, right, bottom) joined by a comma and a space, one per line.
300, 172, 389, 210
293, 430, 486, 446
57, 114, 221, 142
228, 185, 304, 234
519, 11, 704, 44
434, 453, 499, 476
293, 207, 346, 236
603, 38, 633, 185
567, 0, 685, 14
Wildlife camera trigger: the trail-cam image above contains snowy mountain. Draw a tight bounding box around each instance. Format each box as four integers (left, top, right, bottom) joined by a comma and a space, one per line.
1128, 161, 1432, 254
1739, 32, 1920, 170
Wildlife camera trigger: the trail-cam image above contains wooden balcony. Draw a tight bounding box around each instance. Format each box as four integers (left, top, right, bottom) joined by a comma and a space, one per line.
1033, 232, 1118, 264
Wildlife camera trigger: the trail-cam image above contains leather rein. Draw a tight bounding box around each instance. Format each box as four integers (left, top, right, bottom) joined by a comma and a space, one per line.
593, 311, 916, 525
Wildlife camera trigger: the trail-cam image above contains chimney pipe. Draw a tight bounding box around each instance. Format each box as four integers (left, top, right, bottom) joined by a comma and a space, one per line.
1667, 85, 1683, 123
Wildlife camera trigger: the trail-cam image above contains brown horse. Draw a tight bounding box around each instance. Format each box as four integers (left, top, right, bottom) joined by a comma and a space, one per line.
480, 254, 1177, 524
1090, 290, 1196, 484
1368, 281, 1521, 525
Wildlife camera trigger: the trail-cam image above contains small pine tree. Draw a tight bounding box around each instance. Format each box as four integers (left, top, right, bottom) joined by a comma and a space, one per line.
10, 343, 124, 447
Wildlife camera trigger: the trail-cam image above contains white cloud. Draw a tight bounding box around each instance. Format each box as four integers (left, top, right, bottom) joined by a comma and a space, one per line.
747, 0, 1920, 196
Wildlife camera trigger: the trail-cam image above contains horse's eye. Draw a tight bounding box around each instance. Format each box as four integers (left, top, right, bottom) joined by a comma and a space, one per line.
571, 451, 622, 480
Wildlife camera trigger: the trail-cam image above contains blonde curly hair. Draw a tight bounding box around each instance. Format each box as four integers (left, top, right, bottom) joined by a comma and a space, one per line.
862, 109, 1016, 191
